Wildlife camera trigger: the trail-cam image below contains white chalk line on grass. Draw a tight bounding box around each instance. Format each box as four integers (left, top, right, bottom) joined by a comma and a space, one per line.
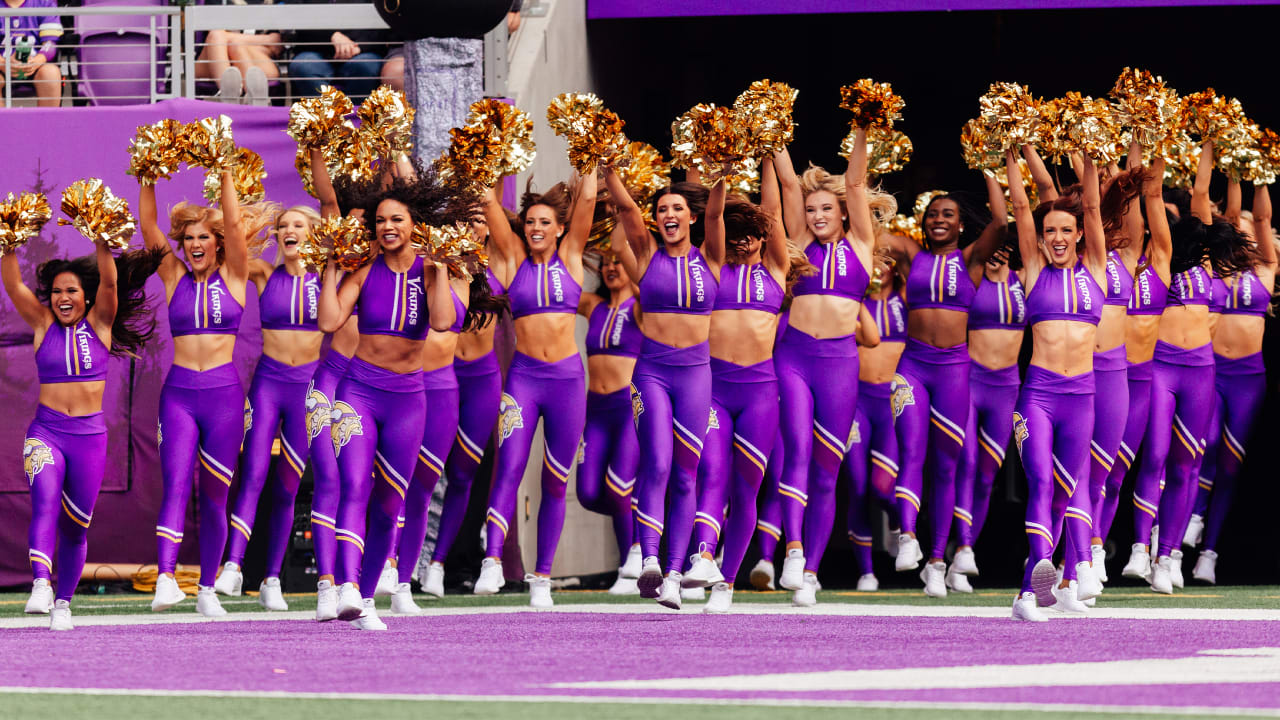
0, 686, 1277, 717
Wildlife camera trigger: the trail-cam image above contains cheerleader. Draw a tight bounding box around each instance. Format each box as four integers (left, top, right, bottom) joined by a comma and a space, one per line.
748, 315, 788, 592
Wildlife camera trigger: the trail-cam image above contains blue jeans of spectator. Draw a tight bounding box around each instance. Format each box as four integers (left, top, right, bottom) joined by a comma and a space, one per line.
291, 51, 382, 98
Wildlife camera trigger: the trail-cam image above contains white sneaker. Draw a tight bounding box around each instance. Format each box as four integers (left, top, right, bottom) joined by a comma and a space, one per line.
1192, 550, 1218, 584
213, 562, 242, 597
1075, 562, 1103, 601
196, 585, 227, 617
779, 548, 805, 590
656, 573, 683, 610
391, 582, 422, 615
214, 67, 243, 104
25, 578, 53, 615
1084, 596, 1096, 607
1170, 549, 1185, 589
315, 580, 338, 621
258, 577, 288, 611
1012, 591, 1048, 622
945, 565, 973, 593
951, 547, 979, 576
1030, 559, 1058, 607
423, 562, 445, 598
895, 534, 923, 572
619, 544, 643, 579
244, 66, 269, 107
49, 599, 72, 631
350, 598, 387, 630
150, 574, 186, 612
1121, 543, 1152, 581
335, 582, 365, 621
920, 560, 947, 598
1150, 555, 1174, 594
527, 574, 553, 609
681, 586, 705, 601
638, 556, 664, 599
607, 576, 639, 595
748, 559, 776, 591
1150, 524, 1160, 556
683, 554, 724, 588
1183, 514, 1204, 548
374, 560, 398, 598
474, 558, 504, 595
705, 582, 733, 613
792, 573, 818, 607
1050, 582, 1088, 614
1091, 545, 1108, 583
855, 573, 880, 592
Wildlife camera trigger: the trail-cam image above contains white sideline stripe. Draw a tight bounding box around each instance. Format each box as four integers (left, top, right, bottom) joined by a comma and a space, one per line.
0, 687, 1276, 717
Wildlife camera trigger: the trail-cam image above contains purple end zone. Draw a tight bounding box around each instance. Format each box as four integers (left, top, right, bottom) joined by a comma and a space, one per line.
4, 613, 1279, 710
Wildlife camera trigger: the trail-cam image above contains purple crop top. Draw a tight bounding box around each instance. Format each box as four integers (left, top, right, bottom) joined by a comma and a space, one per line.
865, 293, 907, 342
444, 285, 467, 334
169, 269, 244, 337
36, 318, 108, 384
639, 246, 717, 315
1026, 263, 1103, 326
259, 266, 320, 331
1128, 258, 1168, 316
1223, 269, 1271, 317
508, 254, 581, 319
1168, 266, 1212, 308
905, 248, 975, 312
968, 274, 1027, 330
585, 296, 643, 358
1104, 251, 1134, 307
714, 262, 783, 314
357, 255, 430, 341
792, 237, 868, 302
1209, 275, 1228, 314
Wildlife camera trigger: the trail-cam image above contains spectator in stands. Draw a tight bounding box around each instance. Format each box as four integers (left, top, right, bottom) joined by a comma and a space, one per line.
286, 0, 389, 99
0, 0, 62, 107
195, 25, 283, 106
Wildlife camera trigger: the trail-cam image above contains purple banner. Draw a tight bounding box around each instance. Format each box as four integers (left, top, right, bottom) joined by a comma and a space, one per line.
588, 0, 1272, 19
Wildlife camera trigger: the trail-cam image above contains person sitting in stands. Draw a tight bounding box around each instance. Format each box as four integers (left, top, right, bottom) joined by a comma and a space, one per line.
286, 0, 389, 99
0, 0, 62, 107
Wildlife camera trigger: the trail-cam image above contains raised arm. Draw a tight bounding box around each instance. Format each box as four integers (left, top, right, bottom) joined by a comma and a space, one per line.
1225, 180, 1242, 227
88, 240, 118, 338
219, 171, 249, 283
760, 157, 790, 274
1254, 184, 1277, 281
483, 186, 525, 267
426, 262, 457, 332
602, 166, 654, 262
844, 128, 876, 254
559, 169, 598, 274
963, 172, 1011, 279
139, 184, 184, 287
1080, 155, 1108, 282
1192, 141, 1214, 223
1, 251, 51, 332
854, 303, 880, 347
604, 218, 641, 287
773, 147, 808, 247
1021, 144, 1059, 202
311, 148, 341, 219
1119, 142, 1146, 267
702, 176, 726, 270
317, 260, 364, 334
1145, 157, 1173, 281
1007, 149, 1042, 280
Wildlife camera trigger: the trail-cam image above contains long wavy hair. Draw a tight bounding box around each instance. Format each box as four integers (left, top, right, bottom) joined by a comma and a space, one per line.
648, 181, 709, 247
35, 247, 165, 356
340, 158, 482, 239
168, 201, 278, 264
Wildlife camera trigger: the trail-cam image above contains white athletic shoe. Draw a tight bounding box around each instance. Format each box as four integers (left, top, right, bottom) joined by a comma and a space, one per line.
1183, 514, 1204, 548
423, 562, 445, 598
1150, 524, 1160, 556
1150, 555, 1174, 594
1170, 549, 1185, 589
683, 554, 724, 588
619, 544, 643, 579
1050, 582, 1088, 614
607, 576, 639, 595
25, 578, 53, 614
1121, 543, 1152, 581
243, 66, 269, 107
945, 565, 973, 594
748, 559, 776, 591
374, 560, 397, 598
196, 585, 227, 617
315, 580, 338, 622
1075, 562, 1103, 602
1091, 544, 1109, 583
49, 599, 72, 631
473, 557, 504, 596
779, 548, 805, 590
350, 598, 387, 631
390, 582, 422, 615
920, 560, 947, 598
792, 573, 818, 607
895, 534, 923, 572
656, 572, 683, 610
680, 586, 705, 601
213, 562, 242, 597
335, 582, 365, 621
1192, 550, 1218, 584
150, 574, 186, 612
638, 556, 664, 599
527, 574, 553, 609
855, 573, 880, 592
214, 67, 242, 104
1030, 559, 1058, 607
1012, 591, 1048, 622
258, 577, 288, 611
1084, 597, 1096, 607
704, 582, 733, 613
886, 529, 900, 557
951, 547, 979, 576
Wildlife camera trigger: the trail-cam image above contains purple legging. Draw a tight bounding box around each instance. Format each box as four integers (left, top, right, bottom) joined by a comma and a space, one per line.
484, 352, 586, 575
227, 356, 317, 578
1098, 359, 1152, 544
1196, 352, 1265, 552
1015, 366, 1094, 595
394, 364, 460, 583
892, 338, 970, 560
754, 429, 784, 561
433, 351, 502, 564
331, 358, 426, 599
156, 364, 244, 586
305, 351, 349, 579
843, 381, 899, 576
1080, 346, 1128, 549
953, 361, 1019, 548
578, 387, 639, 562
631, 339, 712, 575
25, 407, 106, 602
691, 358, 778, 583
1193, 389, 1223, 518
775, 326, 859, 575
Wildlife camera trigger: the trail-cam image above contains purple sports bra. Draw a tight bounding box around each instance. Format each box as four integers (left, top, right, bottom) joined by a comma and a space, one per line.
1168, 266, 1212, 308
508, 254, 581, 319
487, 266, 507, 297
1026, 263, 1103, 326
1223, 269, 1271, 317
169, 269, 244, 336
357, 254, 430, 341
36, 318, 109, 384
1209, 275, 1228, 314
639, 245, 717, 315
1104, 251, 1134, 307
865, 293, 907, 342
585, 296, 643, 357
444, 285, 467, 334
1128, 258, 1167, 316
714, 262, 783, 314
905, 248, 975, 312
792, 237, 868, 302
259, 265, 320, 331
968, 274, 1027, 330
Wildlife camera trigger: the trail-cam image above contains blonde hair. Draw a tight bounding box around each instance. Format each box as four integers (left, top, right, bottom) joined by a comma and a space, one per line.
274, 205, 323, 265
167, 200, 281, 264
798, 163, 898, 235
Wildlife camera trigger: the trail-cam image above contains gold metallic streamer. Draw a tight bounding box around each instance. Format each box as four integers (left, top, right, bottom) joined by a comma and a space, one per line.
203, 147, 267, 204
287, 85, 356, 149
411, 221, 488, 281
0, 192, 53, 256
977, 82, 1040, 152
547, 93, 627, 173
357, 85, 415, 157
57, 179, 136, 251
305, 214, 371, 272
839, 78, 905, 130
732, 79, 798, 156
844, 127, 913, 175
127, 118, 185, 185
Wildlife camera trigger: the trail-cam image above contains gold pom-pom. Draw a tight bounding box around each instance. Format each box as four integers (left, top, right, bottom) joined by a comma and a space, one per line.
203, 147, 267, 205
438, 98, 538, 190
886, 213, 923, 244
1032, 98, 1074, 163
357, 85, 415, 157
180, 115, 237, 171
1057, 92, 1123, 165
127, 118, 185, 185
288, 86, 355, 149
57, 179, 136, 250
1146, 131, 1201, 189
988, 159, 1039, 219
977, 82, 1040, 152
412, 221, 488, 281
843, 127, 913, 175
960, 118, 1004, 171
1216, 118, 1263, 183
839, 78, 905, 130
722, 157, 760, 195
334, 127, 382, 184
1110, 68, 1181, 153
547, 92, 628, 173
0, 192, 53, 256
306, 214, 371, 272
733, 79, 798, 156
1251, 128, 1280, 185
670, 103, 754, 185
1181, 89, 1237, 144
615, 140, 671, 201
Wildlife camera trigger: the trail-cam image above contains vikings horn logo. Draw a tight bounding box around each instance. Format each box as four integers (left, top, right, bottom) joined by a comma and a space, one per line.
630, 384, 644, 424
890, 374, 916, 418
243, 398, 254, 439
708, 407, 720, 431
23, 439, 54, 485
305, 382, 332, 441
576, 438, 586, 466
330, 401, 364, 457
156, 422, 163, 447
1012, 412, 1029, 457
848, 420, 862, 448
498, 393, 523, 446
